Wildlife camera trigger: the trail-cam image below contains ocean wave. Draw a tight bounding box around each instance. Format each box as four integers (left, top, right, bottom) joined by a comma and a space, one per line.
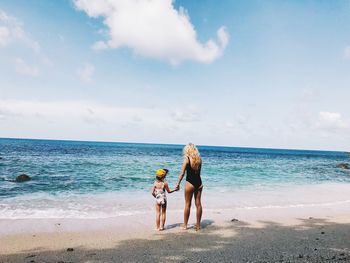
1, 183, 350, 219
0, 208, 148, 219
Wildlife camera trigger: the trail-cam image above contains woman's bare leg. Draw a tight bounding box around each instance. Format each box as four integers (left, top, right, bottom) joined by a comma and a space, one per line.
183, 182, 194, 229
155, 203, 161, 230
160, 203, 167, 230
194, 186, 203, 231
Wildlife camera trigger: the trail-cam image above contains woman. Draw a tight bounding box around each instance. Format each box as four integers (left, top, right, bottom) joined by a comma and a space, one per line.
175, 143, 203, 230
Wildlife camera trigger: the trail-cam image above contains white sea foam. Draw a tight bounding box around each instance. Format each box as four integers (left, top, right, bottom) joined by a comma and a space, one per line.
0, 183, 349, 219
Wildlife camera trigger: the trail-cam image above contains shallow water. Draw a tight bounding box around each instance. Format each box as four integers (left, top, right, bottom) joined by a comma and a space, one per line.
0, 138, 349, 219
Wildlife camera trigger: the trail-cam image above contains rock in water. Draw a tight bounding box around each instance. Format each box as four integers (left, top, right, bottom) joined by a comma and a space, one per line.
336, 163, 350, 169
15, 174, 31, 182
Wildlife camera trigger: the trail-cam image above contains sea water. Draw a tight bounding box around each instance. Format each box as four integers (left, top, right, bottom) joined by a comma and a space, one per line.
0, 138, 349, 219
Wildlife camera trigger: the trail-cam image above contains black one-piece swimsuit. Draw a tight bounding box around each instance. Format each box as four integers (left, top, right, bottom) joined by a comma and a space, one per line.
185, 157, 202, 189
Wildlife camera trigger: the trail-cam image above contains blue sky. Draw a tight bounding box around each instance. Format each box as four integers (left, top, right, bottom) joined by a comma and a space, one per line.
0, 0, 350, 150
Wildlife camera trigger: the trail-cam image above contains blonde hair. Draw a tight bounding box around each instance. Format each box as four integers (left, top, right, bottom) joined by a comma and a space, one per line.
183, 143, 201, 170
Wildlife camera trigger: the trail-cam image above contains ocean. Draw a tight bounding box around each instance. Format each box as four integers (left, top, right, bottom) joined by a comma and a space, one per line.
0, 138, 349, 219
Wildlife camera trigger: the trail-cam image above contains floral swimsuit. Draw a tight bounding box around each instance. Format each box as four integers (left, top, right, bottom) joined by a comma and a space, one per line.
154, 182, 167, 206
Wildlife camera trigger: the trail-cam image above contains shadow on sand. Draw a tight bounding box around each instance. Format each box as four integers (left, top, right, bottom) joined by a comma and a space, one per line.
166, 219, 214, 230
1, 218, 350, 263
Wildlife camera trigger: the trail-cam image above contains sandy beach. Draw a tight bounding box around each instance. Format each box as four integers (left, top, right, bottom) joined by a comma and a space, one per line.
2, 0, 350, 261
1, 204, 350, 263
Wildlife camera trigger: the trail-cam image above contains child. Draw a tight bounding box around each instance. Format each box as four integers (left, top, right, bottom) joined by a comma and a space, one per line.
151, 168, 177, 231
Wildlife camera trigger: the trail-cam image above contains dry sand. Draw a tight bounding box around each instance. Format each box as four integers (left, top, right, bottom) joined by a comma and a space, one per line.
1, 206, 350, 263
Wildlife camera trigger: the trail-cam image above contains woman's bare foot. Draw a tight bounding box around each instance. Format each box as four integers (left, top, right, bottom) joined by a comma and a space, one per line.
181, 224, 188, 230
159, 226, 164, 231
195, 225, 201, 231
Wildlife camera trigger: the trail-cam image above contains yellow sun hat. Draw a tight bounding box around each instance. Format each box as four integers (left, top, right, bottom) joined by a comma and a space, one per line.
156, 169, 168, 178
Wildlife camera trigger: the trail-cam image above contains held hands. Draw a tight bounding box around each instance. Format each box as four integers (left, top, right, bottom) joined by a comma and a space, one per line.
175, 184, 180, 191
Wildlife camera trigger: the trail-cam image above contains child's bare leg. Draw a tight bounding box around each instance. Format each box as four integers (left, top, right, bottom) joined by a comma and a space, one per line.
155, 203, 161, 230
160, 203, 167, 230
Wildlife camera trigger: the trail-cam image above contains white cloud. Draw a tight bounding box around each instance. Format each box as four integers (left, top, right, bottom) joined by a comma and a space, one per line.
1, 99, 350, 150
92, 40, 108, 50
171, 105, 202, 122
77, 63, 95, 84
300, 88, 320, 103
225, 121, 234, 128
344, 46, 350, 59
0, 9, 40, 51
73, 0, 229, 65
0, 99, 170, 142
0, 25, 10, 46
0, 9, 51, 76
317, 111, 348, 131
225, 114, 248, 129
14, 57, 40, 77
0, 99, 158, 124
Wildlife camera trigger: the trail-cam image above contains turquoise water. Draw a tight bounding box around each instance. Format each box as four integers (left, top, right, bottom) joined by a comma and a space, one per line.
0, 138, 349, 219
1, 138, 349, 197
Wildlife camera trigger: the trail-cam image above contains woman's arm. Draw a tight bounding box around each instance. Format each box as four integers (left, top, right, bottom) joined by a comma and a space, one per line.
175, 158, 188, 189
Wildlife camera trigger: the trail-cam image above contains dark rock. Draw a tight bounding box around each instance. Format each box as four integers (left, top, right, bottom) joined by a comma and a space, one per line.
309, 217, 313, 219
231, 218, 239, 222
15, 174, 31, 182
340, 253, 345, 256
298, 254, 303, 258
336, 163, 350, 169
67, 248, 74, 252
315, 238, 319, 240
321, 231, 325, 234
0, 157, 3, 160
25, 254, 36, 258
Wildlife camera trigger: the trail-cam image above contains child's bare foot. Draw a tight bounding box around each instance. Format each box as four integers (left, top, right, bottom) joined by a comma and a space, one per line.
159, 226, 164, 231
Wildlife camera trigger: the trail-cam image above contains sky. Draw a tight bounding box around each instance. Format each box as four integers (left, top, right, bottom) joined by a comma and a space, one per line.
0, 0, 350, 151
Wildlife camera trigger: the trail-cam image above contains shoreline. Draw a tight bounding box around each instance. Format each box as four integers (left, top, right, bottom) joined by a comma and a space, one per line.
1, 182, 350, 219
1, 183, 350, 261
1, 202, 350, 254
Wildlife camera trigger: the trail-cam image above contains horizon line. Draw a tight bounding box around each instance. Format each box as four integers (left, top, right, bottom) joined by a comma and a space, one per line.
0, 136, 347, 153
